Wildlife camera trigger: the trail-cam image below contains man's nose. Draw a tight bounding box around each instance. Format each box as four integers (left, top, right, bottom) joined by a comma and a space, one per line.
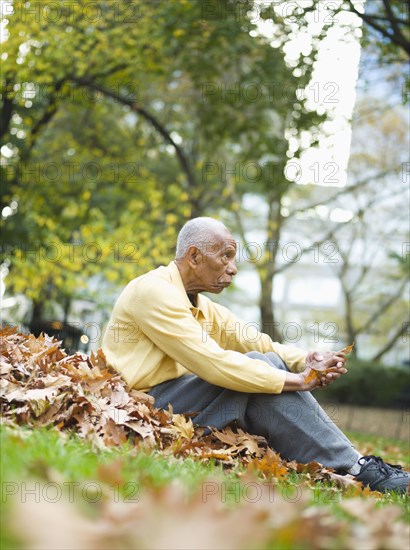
227, 260, 238, 276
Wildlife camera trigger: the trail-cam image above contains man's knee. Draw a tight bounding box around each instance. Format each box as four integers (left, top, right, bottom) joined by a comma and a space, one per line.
265, 352, 288, 371
246, 351, 268, 362
246, 351, 288, 371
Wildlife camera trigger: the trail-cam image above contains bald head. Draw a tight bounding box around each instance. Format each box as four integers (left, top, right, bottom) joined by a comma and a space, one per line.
175, 217, 230, 260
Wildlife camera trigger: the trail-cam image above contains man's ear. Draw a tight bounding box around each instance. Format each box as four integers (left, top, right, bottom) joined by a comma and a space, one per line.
186, 246, 201, 268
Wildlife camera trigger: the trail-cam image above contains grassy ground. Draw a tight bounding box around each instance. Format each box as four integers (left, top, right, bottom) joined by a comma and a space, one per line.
2, 331, 408, 548
1, 425, 409, 550
348, 430, 410, 466
318, 402, 410, 441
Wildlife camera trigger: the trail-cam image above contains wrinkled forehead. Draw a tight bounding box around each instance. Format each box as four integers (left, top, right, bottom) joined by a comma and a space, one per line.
202, 230, 237, 254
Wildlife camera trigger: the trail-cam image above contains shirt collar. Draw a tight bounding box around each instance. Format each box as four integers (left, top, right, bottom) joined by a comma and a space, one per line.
167, 261, 205, 313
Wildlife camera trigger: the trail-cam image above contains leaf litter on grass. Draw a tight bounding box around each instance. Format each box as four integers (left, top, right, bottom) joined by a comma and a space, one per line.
7, 476, 410, 550
1, 327, 409, 550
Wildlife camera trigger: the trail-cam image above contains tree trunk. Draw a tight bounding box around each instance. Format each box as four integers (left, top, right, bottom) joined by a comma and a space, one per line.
259, 266, 282, 341
62, 296, 71, 323
341, 282, 358, 358
258, 196, 283, 342
30, 300, 44, 324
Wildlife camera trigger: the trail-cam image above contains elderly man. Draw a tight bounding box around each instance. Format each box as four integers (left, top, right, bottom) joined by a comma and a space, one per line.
103, 217, 409, 493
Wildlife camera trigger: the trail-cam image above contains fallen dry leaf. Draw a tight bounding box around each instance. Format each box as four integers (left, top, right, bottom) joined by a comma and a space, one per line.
305, 344, 355, 384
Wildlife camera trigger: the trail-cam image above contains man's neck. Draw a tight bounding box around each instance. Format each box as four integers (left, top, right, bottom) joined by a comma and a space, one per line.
174, 259, 201, 298
187, 293, 197, 307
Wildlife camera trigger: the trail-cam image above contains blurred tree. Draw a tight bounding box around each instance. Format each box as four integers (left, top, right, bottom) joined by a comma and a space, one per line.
1, 0, 322, 326
296, 0, 409, 62
221, 0, 409, 342
310, 99, 409, 361
0, 0, 190, 321
343, 0, 409, 60
294, 0, 409, 103
2, 95, 186, 322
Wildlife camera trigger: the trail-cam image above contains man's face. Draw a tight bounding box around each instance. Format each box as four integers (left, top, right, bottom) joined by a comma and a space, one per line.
194, 231, 238, 293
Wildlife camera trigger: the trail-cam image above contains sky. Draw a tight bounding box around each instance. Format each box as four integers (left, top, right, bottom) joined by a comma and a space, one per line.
256, 1, 364, 190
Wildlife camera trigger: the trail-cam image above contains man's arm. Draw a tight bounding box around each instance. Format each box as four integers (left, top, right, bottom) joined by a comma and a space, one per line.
209, 301, 348, 387
209, 301, 307, 372
133, 279, 289, 393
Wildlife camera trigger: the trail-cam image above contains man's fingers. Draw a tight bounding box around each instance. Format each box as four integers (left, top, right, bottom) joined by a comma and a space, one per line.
325, 356, 346, 368
325, 368, 347, 377
327, 364, 347, 374
321, 368, 348, 385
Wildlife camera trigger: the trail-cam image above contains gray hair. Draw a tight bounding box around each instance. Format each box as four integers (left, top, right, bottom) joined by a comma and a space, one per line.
175, 217, 229, 260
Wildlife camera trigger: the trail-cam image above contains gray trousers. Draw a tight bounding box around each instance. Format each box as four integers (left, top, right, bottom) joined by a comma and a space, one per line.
148, 351, 359, 471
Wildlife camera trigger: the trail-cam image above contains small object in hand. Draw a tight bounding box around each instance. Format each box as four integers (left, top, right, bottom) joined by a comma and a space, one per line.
305, 343, 354, 385
336, 343, 354, 356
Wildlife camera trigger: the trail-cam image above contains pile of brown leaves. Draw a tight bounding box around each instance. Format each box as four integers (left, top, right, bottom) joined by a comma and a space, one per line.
0, 327, 384, 490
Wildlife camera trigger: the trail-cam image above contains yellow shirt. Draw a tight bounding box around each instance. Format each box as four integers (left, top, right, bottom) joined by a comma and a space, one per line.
102, 261, 307, 394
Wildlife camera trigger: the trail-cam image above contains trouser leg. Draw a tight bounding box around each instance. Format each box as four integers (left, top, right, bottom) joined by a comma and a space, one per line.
261, 352, 353, 443
148, 373, 250, 430
147, 352, 359, 470
243, 352, 359, 469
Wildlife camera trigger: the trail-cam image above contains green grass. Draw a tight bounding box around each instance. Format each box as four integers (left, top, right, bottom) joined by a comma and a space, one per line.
1, 425, 239, 549
0, 425, 235, 493
346, 430, 410, 466
1, 425, 409, 549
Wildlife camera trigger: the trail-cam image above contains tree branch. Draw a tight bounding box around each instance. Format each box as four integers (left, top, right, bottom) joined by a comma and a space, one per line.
25, 80, 65, 154
274, 221, 345, 276
346, 0, 410, 56
71, 77, 201, 216
0, 80, 14, 141
370, 321, 408, 362
287, 167, 400, 218
357, 278, 408, 336
381, 0, 409, 49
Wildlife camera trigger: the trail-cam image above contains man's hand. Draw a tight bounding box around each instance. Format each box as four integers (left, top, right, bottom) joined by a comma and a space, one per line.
302, 350, 347, 390
305, 350, 347, 371
283, 351, 348, 392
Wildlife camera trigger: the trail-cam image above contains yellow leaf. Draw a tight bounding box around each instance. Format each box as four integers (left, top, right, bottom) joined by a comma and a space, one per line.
337, 343, 355, 355
171, 414, 194, 441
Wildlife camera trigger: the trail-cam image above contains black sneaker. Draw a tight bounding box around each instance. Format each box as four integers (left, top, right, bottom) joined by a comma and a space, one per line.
355, 455, 410, 493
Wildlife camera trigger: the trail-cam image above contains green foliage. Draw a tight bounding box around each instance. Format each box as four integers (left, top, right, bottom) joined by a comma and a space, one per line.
1, 0, 323, 321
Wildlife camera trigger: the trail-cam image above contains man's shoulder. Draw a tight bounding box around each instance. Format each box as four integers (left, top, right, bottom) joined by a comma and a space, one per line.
127, 264, 173, 293
197, 293, 233, 318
